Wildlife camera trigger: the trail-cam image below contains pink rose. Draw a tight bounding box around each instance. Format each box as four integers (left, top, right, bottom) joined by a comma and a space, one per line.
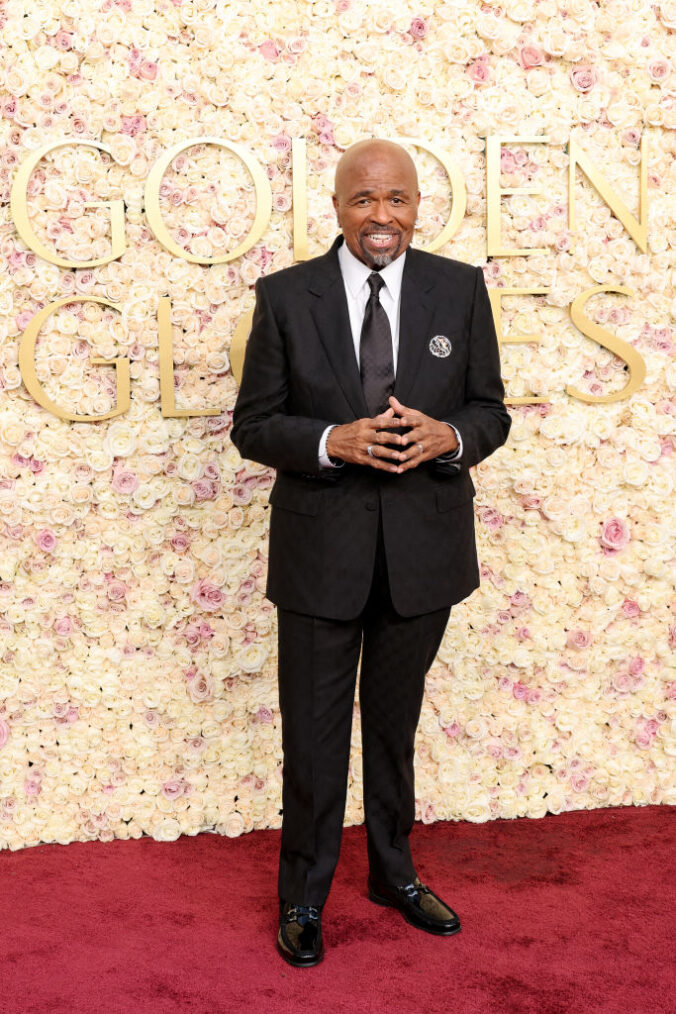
622, 128, 641, 146
191, 578, 224, 612
54, 30, 73, 50
613, 672, 634, 693
600, 517, 630, 552
171, 532, 189, 552
628, 656, 645, 676
259, 40, 280, 61
566, 629, 591, 649
138, 59, 158, 81
0, 719, 9, 749
187, 672, 213, 703
111, 468, 139, 494
467, 56, 491, 84
409, 18, 427, 39
520, 494, 542, 510
198, 622, 214, 641
54, 616, 73, 636
16, 309, 34, 330
271, 134, 291, 153
106, 579, 127, 602
478, 506, 503, 531
518, 44, 544, 69
501, 149, 517, 173
36, 529, 57, 553
193, 479, 218, 501
161, 779, 183, 800
569, 65, 599, 92
512, 681, 528, 700
183, 624, 201, 647
254, 707, 274, 724
647, 59, 670, 84
622, 599, 640, 618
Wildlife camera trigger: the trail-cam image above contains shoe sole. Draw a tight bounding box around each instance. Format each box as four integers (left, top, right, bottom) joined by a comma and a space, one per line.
368, 888, 462, 937
276, 933, 324, 967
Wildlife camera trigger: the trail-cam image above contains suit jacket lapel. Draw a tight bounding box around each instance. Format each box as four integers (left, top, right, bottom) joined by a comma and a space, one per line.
393, 247, 436, 405
308, 237, 368, 419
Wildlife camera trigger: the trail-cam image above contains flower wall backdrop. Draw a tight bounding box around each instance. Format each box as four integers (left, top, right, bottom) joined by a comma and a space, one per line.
0, 0, 674, 850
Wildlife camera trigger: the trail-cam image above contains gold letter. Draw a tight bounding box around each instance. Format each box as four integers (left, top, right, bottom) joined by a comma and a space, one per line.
157, 297, 220, 416
145, 138, 272, 265
486, 135, 549, 257
569, 134, 647, 252
292, 137, 309, 262
11, 140, 126, 268
384, 137, 467, 252
19, 297, 130, 421
229, 307, 254, 387
566, 286, 646, 403
488, 286, 550, 404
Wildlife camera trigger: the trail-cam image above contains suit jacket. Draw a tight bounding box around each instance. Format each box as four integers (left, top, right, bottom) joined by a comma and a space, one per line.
231, 236, 511, 619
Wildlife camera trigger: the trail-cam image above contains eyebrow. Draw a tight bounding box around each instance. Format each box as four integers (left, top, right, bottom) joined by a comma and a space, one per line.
350, 188, 409, 198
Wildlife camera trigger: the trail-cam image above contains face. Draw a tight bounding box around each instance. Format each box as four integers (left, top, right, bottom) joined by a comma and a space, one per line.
332, 147, 420, 269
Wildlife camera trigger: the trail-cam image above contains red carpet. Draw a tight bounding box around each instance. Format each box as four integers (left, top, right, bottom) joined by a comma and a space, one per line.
1, 805, 673, 1014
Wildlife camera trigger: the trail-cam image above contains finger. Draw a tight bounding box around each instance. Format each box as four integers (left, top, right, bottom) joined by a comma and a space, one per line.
373, 407, 398, 424
364, 446, 402, 472
388, 395, 408, 415
369, 439, 404, 459
375, 428, 404, 446
399, 420, 425, 445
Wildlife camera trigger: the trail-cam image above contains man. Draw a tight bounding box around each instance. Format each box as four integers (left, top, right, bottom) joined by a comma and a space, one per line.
231, 139, 511, 967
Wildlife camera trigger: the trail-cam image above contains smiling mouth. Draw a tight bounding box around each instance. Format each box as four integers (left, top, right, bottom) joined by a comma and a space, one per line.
363, 231, 400, 248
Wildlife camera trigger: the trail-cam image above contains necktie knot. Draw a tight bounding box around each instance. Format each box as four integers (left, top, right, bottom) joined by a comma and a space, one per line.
367, 272, 385, 297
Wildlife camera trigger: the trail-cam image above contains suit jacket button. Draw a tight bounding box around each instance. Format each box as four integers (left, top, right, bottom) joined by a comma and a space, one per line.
365, 501, 377, 511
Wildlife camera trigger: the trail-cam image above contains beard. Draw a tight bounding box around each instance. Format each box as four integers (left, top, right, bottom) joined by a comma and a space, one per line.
358, 229, 402, 268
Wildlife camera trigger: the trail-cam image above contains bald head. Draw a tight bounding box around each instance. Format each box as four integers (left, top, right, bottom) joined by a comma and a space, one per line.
332, 140, 420, 268
334, 139, 418, 199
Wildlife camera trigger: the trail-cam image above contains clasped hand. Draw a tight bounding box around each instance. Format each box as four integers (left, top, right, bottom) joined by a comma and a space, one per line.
325, 396, 458, 474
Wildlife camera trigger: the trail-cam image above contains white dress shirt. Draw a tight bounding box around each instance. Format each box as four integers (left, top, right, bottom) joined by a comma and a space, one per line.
318, 241, 463, 467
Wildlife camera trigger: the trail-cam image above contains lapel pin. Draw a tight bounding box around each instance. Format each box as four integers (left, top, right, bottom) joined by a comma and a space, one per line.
429, 335, 452, 358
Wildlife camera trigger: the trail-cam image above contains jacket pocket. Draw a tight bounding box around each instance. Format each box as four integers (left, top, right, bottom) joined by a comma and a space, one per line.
435, 475, 476, 512
269, 481, 322, 516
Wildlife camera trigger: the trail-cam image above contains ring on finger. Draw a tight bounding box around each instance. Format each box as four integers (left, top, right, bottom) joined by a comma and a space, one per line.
417, 442, 424, 455
367, 444, 374, 458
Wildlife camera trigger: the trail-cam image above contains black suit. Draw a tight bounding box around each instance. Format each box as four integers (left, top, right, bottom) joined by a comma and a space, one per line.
231, 236, 511, 903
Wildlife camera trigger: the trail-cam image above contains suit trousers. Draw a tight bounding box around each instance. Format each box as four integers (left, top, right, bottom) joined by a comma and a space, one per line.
276, 515, 451, 906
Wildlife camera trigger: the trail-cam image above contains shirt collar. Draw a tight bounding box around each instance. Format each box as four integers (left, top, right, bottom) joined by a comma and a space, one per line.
337, 237, 407, 302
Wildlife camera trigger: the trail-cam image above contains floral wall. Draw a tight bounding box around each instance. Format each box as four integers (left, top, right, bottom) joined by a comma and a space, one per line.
0, 0, 674, 851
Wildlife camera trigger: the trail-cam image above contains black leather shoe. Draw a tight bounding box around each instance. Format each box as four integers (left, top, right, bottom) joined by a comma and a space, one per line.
277, 900, 324, 967
368, 875, 461, 936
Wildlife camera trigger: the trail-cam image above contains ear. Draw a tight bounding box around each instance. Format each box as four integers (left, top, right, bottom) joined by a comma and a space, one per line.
332, 193, 340, 223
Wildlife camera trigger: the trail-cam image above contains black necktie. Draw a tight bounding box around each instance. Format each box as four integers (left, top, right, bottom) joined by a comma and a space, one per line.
359, 272, 394, 417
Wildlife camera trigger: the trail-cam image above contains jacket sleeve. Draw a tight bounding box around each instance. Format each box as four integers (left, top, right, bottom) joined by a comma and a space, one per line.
230, 277, 335, 474
437, 266, 511, 473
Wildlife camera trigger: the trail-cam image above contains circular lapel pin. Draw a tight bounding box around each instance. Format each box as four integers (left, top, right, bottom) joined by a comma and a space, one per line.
429, 335, 452, 358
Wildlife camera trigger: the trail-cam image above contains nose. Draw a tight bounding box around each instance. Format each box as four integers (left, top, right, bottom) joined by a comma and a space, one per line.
370, 200, 392, 224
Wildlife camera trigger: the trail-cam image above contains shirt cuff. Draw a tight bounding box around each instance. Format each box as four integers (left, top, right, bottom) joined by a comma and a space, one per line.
318, 424, 344, 468
435, 424, 462, 462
